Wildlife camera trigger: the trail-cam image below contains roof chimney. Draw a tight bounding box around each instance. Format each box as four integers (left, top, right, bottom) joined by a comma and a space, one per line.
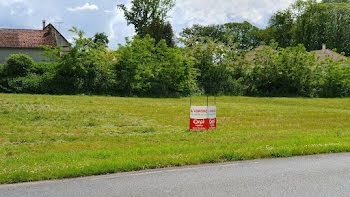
322, 43, 326, 51
42, 20, 46, 30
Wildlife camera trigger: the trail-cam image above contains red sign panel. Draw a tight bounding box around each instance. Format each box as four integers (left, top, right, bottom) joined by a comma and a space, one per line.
208, 118, 216, 130
190, 119, 208, 130
190, 106, 216, 130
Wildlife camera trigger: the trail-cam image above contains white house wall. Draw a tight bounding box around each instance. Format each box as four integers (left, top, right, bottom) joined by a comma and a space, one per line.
0, 48, 48, 63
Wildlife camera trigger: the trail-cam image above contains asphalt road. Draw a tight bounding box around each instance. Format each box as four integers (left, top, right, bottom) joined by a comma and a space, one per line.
1, 153, 350, 197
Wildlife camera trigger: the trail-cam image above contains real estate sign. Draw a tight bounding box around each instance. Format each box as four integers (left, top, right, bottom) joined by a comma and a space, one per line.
207, 106, 217, 130
190, 106, 216, 130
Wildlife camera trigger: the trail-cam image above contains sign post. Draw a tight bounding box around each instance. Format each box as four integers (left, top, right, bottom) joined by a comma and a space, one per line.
190, 96, 217, 130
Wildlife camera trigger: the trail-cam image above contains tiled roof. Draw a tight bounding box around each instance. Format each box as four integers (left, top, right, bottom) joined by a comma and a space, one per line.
0, 28, 57, 48
246, 45, 348, 62
311, 49, 347, 62
246, 45, 276, 61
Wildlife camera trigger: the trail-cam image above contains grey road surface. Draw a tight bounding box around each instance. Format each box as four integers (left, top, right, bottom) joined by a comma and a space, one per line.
1, 153, 350, 197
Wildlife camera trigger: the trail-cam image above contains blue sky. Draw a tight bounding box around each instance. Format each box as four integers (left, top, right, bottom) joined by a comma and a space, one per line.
0, 0, 297, 49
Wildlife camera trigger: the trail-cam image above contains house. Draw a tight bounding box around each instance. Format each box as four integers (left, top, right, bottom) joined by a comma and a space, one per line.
245, 45, 276, 61
0, 21, 69, 63
246, 44, 348, 63
311, 44, 347, 63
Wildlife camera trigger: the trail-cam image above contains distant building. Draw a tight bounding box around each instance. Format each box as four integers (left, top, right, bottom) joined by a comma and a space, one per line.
246, 44, 348, 63
0, 21, 69, 63
245, 45, 276, 61
311, 44, 347, 63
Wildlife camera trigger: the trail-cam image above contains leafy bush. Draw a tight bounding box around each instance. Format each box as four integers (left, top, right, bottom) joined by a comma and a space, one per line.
246, 44, 316, 97
3, 54, 34, 77
46, 27, 117, 95
114, 35, 197, 97
0, 64, 3, 73
312, 58, 350, 97
2, 63, 56, 94
0, 64, 6, 92
183, 37, 246, 96
1, 27, 349, 98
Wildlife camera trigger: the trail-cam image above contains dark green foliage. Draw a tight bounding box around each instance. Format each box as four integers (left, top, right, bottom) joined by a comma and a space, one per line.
0, 57, 56, 94
118, 0, 175, 39
0, 64, 6, 92
181, 24, 226, 43
312, 59, 350, 97
181, 21, 261, 50
114, 35, 196, 97
52, 27, 116, 95
183, 36, 350, 97
266, 10, 295, 48
3, 54, 34, 77
184, 37, 245, 96
93, 33, 109, 46
323, 0, 350, 3
244, 44, 350, 97
144, 19, 175, 47
224, 22, 261, 49
260, 0, 350, 55
1, 25, 349, 98
295, 2, 350, 55
246, 45, 315, 97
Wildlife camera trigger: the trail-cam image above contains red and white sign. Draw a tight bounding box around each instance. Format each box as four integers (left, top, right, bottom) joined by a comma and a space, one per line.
190, 106, 216, 130
207, 106, 217, 130
190, 106, 208, 130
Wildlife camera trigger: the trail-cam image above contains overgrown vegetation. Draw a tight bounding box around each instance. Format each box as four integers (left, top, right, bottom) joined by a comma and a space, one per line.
1, 0, 350, 98
1, 37, 350, 97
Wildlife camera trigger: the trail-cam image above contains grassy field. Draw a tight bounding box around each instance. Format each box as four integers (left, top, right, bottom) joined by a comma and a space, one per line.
1, 94, 350, 183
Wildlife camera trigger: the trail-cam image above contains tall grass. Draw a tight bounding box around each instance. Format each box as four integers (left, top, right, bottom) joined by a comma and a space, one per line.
1, 94, 350, 183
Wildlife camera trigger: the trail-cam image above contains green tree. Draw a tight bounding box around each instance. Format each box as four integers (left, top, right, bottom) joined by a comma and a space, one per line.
114, 35, 196, 97
246, 44, 316, 97
144, 19, 175, 47
93, 32, 109, 46
54, 27, 115, 94
323, 0, 350, 3
3, 54, 34, 77
264, 0, 350, 54
295, 2, 350, 55
224, 21, 261, 49
184, 37, 244, 95
267, 9, 296, 48
312, 57, 350, 97
181, 24, 226, 43
181, 21, 261, 50
117, 0, 175, 38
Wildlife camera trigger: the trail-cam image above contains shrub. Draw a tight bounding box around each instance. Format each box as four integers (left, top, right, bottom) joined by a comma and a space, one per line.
114, 35, 197, 97
245, 44, 316, 97
3, 54, 34, 77
184, 37, 243, 96
312, 58, 350, 97
6, 72, 55, 94
0, 64, 7, 92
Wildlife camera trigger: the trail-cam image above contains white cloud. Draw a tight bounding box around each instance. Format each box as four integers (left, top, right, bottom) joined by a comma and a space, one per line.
67, 3, 99, 12
1, 0, 309, 48
2, 0, 33, 16
0, 0, 24, 6
172, 0, 296, 28
108, 6, 135, 43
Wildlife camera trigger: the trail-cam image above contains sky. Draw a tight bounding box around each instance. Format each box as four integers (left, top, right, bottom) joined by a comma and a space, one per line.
0, 0, 297, 49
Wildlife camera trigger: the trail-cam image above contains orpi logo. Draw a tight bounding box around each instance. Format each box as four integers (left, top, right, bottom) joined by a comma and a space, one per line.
193, 119, 205, 125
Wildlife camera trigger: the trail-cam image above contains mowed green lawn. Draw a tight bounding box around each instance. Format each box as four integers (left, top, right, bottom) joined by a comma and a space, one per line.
1, 94, 350, 183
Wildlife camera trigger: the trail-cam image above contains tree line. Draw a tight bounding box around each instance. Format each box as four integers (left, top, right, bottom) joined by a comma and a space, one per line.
1, 0, 350, 97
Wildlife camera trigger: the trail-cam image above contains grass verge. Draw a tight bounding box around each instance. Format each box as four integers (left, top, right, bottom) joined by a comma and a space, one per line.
1, 94, 350, 183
